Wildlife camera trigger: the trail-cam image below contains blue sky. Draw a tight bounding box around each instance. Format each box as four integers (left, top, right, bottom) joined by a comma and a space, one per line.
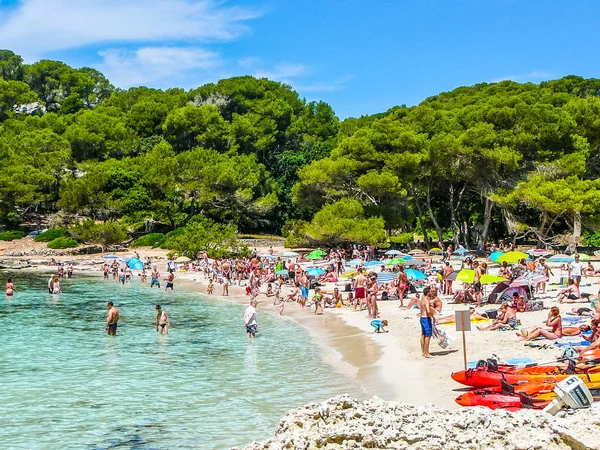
0, 0, 598, 118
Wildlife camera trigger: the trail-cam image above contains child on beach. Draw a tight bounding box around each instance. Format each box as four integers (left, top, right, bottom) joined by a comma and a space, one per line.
313, 288, 324, 315
207, 279, 214, 295
371, 319, 388, 333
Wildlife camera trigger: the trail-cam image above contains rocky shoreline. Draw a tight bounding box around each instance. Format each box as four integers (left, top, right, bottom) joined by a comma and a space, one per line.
235, 395, 600, 450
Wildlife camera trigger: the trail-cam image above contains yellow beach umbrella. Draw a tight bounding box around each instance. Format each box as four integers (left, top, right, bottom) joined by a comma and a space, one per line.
496, 251, 528, 264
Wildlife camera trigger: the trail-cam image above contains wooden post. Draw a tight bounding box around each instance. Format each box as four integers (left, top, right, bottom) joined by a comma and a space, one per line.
461, 314, 467, 371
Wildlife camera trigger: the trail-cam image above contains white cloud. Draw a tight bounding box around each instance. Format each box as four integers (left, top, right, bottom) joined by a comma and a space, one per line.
98, 46, 221, 87
0, 0, 260, 59
253, 63, 311, 80
491, 70, 554, 84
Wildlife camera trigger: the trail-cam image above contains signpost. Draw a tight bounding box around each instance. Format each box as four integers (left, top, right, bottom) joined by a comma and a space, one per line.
455, 310, 471, 371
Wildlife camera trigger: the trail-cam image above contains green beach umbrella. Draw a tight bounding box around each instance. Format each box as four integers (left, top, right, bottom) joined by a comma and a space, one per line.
386, 258, 406, 265
306, 250, 326, 260
480, 274, 508, 284
456, 269, 475, 283
578, 253, 591, 261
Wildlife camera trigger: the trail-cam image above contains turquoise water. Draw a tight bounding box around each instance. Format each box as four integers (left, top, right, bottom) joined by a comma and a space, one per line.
0, 273, 354, 449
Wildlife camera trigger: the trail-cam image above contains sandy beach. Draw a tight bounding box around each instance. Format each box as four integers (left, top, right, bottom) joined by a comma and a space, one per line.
5, 243, 599, 410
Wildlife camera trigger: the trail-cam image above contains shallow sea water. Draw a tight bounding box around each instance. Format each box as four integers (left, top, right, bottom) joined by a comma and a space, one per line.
0, 273, 355, 449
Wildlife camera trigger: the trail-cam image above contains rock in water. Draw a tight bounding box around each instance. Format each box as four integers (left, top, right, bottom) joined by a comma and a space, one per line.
233, 395, 600, 449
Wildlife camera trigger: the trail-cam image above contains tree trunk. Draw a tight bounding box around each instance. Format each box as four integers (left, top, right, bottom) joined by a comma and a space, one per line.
412, 194, 431, 249
462, 220, 471, 249
426, 185, 443, 244
566, 211, 582, 254
537, 213, 548, 248
477, 198, 494, 255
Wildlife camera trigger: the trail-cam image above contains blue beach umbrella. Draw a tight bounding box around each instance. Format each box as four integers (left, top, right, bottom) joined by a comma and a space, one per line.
119, 258, 131, 263
404, 269, 427, 280
385, 250, 402, 256
103, 254, 118, 259
347, 259, 362, 267
282, 251, 300, 257
548, 254, 574, 263
306, 267, 325, 277
490, 251, 504, 262
454, 248, 470, 255
128, 258, 144, 270
275, 269, 289, 276
363, 261, 383, 267
377, 272, 397, 283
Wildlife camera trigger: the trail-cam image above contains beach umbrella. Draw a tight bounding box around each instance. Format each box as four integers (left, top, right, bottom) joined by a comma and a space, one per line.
363, 260, 383, 267
527, 248, 552, 256
429, 248, 443, 255
377, 272, 397, 283
595, 250, 600, 257
578, 254, 591, 261
128, 258, 144, 270
346, 259, 362, 267
386, 257, 406, 266
340, 270, 357, 279
118, 258, 131, 263
496, 251, 528, 264
282, 251, 300, 257
548, 254, 574, 263
175, 256, 191, 263
306, 250, 326, 260
510, 274, 548, 287
306, 267, 325, 276
404, 269, 427, 280
409, 249, 426, 255
404, 259, 425, 267
489, 251, 504, 262
275, 269, 289, 276
454, 248, 470, 255
480, 274, 508, 284
445, 271, 458, 281
103, 254, 118, 259
456, 269, 475, 283
385, 249, 402, 255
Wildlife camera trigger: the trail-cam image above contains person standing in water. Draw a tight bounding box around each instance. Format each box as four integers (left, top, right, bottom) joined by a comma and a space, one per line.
155, 305, 170, 335
150, 267, 160, 288
6, 278, 15, 296
244, 300, 258, 338
67, 263, 74, 278
164, 270, 174, 292
52, 277, 61, 294
106, 301, 119, 336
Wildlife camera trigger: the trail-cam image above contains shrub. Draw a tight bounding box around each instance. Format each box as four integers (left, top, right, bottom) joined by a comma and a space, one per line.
34, 228, 67, 242
582, 231, 600, 247
131, 233, 166, 248
0, 230, 25, 241
48, 237, 78, 249
71, 219, 129, 248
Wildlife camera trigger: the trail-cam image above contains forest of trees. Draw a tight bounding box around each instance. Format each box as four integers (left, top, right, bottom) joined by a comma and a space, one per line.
1, 48, 600, 254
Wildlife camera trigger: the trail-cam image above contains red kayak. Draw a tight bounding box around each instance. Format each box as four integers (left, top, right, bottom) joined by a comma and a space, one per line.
452, 367, 600, 388
455, 381, 600, 410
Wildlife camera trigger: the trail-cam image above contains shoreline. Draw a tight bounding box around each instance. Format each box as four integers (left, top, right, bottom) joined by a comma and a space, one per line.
14, 259, 392, 404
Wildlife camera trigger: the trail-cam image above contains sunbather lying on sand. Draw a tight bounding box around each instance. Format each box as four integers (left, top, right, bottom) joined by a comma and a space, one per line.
517, 306, 562, 341
478, 303, 517, 331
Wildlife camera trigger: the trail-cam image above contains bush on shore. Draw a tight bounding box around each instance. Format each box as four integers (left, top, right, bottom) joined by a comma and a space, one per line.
131, 233, 166, 248
0, 230, 25, 241
48, 237, 78, 249
34, 228, 67, 242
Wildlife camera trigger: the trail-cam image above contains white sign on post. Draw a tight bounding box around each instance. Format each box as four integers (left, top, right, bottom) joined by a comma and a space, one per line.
455, 309, 471, 370
455, 310, 471, 331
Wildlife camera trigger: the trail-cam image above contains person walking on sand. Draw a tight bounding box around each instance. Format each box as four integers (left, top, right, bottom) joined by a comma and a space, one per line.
418, 287, 434, 358
106, 301, 119, 336
396, 266, 409, 307
244, 299, 258, 338
354, 268, 367, 311
155, 304, 170, 335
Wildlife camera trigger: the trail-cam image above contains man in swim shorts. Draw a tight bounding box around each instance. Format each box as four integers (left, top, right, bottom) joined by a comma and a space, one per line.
150, 267, 160, 288
155, 305, 170, 335
164, 270, 174, 292
244, 299, 258, 338
418, 287, 434, 357
106, 301, 119, 336
354, 268, 367, 311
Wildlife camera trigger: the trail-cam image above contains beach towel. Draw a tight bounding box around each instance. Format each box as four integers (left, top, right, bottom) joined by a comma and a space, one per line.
554, 337, 591, 347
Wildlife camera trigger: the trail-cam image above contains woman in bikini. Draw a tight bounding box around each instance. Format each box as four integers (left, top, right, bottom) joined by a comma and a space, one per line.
155, 305, 170, 335
518, 306, 562, 341
6, 278, 15, 296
